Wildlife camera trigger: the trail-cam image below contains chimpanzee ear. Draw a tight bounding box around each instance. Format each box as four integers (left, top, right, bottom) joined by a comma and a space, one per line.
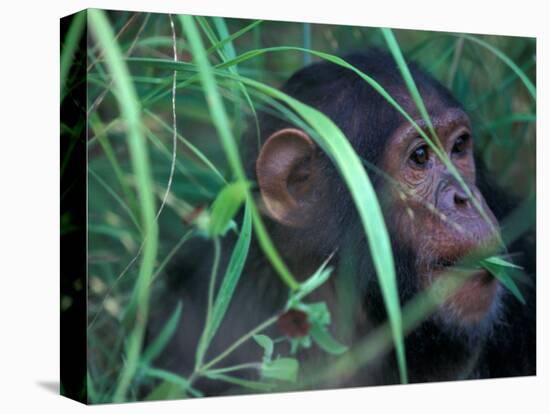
256, 128, 319, 228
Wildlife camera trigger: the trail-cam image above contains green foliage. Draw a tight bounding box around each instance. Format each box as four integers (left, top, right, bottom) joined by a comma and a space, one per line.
254, 335, 299, 382
60, 10, 86, 102
195, 202, 252, 368
88, 9, 159, 403
80, 10, 535, 403
262, 358, 299, 383
253, 334, 274, 362
310, 324, 348, 356
207, 180, 248, 236
481, 257, 526, 304
141, 301, 183, 366
180, 14, 301, 293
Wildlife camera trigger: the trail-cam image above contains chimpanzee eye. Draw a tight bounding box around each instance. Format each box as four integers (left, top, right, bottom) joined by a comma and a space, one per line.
452, 134, 470, 154
410, 145, 429, 166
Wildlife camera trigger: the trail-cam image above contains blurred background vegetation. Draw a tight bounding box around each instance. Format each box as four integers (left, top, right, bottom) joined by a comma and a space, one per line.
61, 9, 535, 403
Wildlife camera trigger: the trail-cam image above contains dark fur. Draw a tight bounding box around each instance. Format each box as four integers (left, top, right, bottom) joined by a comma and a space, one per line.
148, 49, 536, 395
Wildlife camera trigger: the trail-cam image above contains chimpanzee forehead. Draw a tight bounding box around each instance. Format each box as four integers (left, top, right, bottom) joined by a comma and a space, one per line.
385, 82, 464, 118
388, 107, 471, 150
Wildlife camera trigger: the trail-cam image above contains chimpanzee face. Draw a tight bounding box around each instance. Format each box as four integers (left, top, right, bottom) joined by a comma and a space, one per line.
381, 98, 502, 325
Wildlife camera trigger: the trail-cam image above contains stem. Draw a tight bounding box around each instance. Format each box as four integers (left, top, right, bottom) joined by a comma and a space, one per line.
151, 229, 194, 282
200, 316, 278, 372
194, 237, 222, 370
204, 362, 262, 375
207, 238, 222, 325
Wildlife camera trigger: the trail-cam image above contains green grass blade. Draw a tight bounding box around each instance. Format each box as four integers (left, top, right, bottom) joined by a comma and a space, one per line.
483, 256, 522, 269
212, 17, 237, 60
152, 229, 195, 281
86, 370, 98, 404
196, 200, 253, 369
141, 301, 183, 366
480, 257, 525, 304
140, 20, 263, 105
199, 16, 261, 149
205, 19, 263, 56
210, 204, 252, 335
88, 9, 159, 403
192, 237, 222, 372
481, 261, 526, 304
479, 113, 536, 131
468, 58, 535, 110
89, 113, 140, 222
310, 323, 348, 355
287, 261, 333, 308
60, 11, 86, 102
208, 181, 249, 237
461, 34, 536, 100
209, 203, 252, 340
180, 14, 300, 291
303, 23, 312, 65
88, 167, 142, 233
143, 368, 203, 398
381, 28, 439, 146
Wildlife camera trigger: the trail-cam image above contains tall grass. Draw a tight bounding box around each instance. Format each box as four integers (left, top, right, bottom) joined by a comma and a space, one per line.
81, 11, 536, 402
88, 9, 159, 402
60, 10, 86, 102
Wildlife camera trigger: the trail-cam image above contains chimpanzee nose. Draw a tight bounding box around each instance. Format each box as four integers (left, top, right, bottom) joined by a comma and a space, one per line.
453, 189, 470, 208
436, 176, 473, 213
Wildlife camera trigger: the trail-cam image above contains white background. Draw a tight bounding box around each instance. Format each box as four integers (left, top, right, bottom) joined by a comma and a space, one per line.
0, 0, 547, 412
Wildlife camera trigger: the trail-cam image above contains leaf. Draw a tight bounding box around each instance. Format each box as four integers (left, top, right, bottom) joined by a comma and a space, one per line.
145, 380, 187, 401
262, 358, 299, 383
482, 256, 522, 270
289, 335, 312, 354
208, 180, 249, 237
481, 261, 526, 305
310, 323, 348, 355
142, 368, 202, 398
253, 334, 274, 363
141, 301, 183, 366
302, 302, 331, 326
287, 259, 333, 308
206, 19, 263, 56
195, 202, 252, 367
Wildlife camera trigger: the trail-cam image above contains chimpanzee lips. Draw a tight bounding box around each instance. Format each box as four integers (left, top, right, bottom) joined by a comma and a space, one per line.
429, 240, 504, 274
426, 258, 499, 324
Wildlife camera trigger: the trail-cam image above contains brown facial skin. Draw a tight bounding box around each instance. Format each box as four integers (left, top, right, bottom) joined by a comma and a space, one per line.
381, 102, 502, 324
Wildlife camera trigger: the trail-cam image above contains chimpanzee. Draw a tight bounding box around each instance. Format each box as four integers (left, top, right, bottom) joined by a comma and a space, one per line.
148, 49, 536, 395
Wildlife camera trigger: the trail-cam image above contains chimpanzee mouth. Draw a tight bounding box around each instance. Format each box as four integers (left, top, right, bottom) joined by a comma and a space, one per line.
426, 258, 500, 324
430, 257, 495, 285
